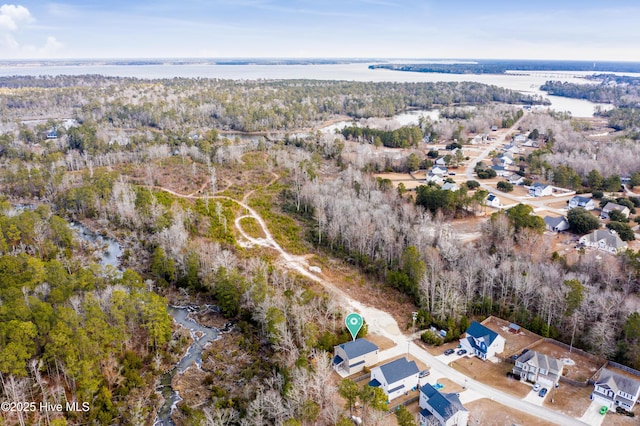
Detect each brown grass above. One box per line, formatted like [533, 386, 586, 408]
[366, 333, 396, 351]
[482, 316, 542, 356]
[543, 382, 592, 418]
[450, 357, 531, 398]
[466, 398, 557, 426]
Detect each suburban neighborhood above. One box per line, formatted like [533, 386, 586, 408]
[334, 315, 640, 425]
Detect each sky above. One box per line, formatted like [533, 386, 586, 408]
[1, 0, 640, 61]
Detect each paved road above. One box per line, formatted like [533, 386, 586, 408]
[153, 177, 590, 426]
[463, 117, 576, 215]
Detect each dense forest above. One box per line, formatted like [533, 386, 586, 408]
[1, 74, 640, 425]
[0, 76, 544, 133]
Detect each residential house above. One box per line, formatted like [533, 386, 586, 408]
[591, 368, 640, 411]
[513, 350, 563, 388]
[459, 321, 505, 360]
[419, 384, 469, 426]
[435, 157, 447, 167]
[522, 139, 538, 148]
[513, 134, 527, 144]
[490, 125, 499, 131]
[441, 182, 459, 192]
[508, 174, 524, 186]
[46, 128, 58, 139]
[568, 196, 596, 211]
[579, 229, 628, 254]
[369, 357, 420, 401]
[601, 202, 631, 220]
[431, 166, 448, 176]
[497, 153, 514, 166]
[528, 183, 553, 197]
[491, 165, 510, 177]
[544, 216, 570, 232]
[486, 193, 500, 208]
[333, 338, 379, 375]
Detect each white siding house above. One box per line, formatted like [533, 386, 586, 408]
[591, 368, 640, 411]
[513, 351, 563, 388]
[369, 357, 419, 401]
[568, 196, 596, 211]
[579, 230, 628, 254]
[544, 216, 569, 232]
[419, 384, 469, 426]
[333, 338, 379, 375]
[459, 322, 505, 360]
[486, 193, 500, 208]
[528, 183, 553, 197]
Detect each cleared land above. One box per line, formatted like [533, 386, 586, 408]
[466, 398, 556, 426]
[450, 356, 531, 398]
[543, 382, 592, 418]
[482, 316, 542, 356]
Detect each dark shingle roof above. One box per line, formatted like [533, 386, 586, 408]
[378, 357, 419, 384]
[420, 384, 467, 420]
[466, 321, 499, 346]
[338, 338, 378, 359]
[544, 216, 568, 229]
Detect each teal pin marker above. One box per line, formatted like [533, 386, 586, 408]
[345, 313, 363, 341]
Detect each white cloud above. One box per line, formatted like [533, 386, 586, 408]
[0, 4, 34, 31]
[40, 35, 63, 54]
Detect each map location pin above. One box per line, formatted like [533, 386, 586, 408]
[345, 313, 363, 341]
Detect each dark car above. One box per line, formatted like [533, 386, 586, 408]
[444, 349, 455, 355]
[457, 349, 467, 356]
[538, 388, 548, 397]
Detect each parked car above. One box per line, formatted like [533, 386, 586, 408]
[419, 370, 431, 378]
[538, 388, 548, 398]
[532, 384, 541, 392]
[599, 406, 608, 415]
[444, 349, 455, 355]
[457, 349, 467, 356]
[615, 406, 634, 417]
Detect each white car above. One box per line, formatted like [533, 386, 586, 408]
[533, 383, 541, 392]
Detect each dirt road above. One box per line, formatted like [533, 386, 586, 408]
[150, 179, 590, 425]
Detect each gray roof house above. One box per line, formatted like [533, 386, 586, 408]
[568, 196, 596, 211]
[591, 368, 640, 411]
[579, 229, 628, 254]
[529, 182, 553, 197]
[513, 350, 563, 388]
[441, 182, 459, 192]
[419, 384, 469, 426]
[333, 338, 379, 376]
[509, 174, 525, 185]
[369, 357, 420, 401]
[601, 202, 631, 220]
[544, 216, 569, 232]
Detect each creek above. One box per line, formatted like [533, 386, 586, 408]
[69, 221, 219, 425]
[154, 306, 219, 426]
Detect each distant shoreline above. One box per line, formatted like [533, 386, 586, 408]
[2, 58, 640, 73]
[369, 60, 640, 75]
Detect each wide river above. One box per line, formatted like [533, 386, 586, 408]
[0, 62, 620, 117]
